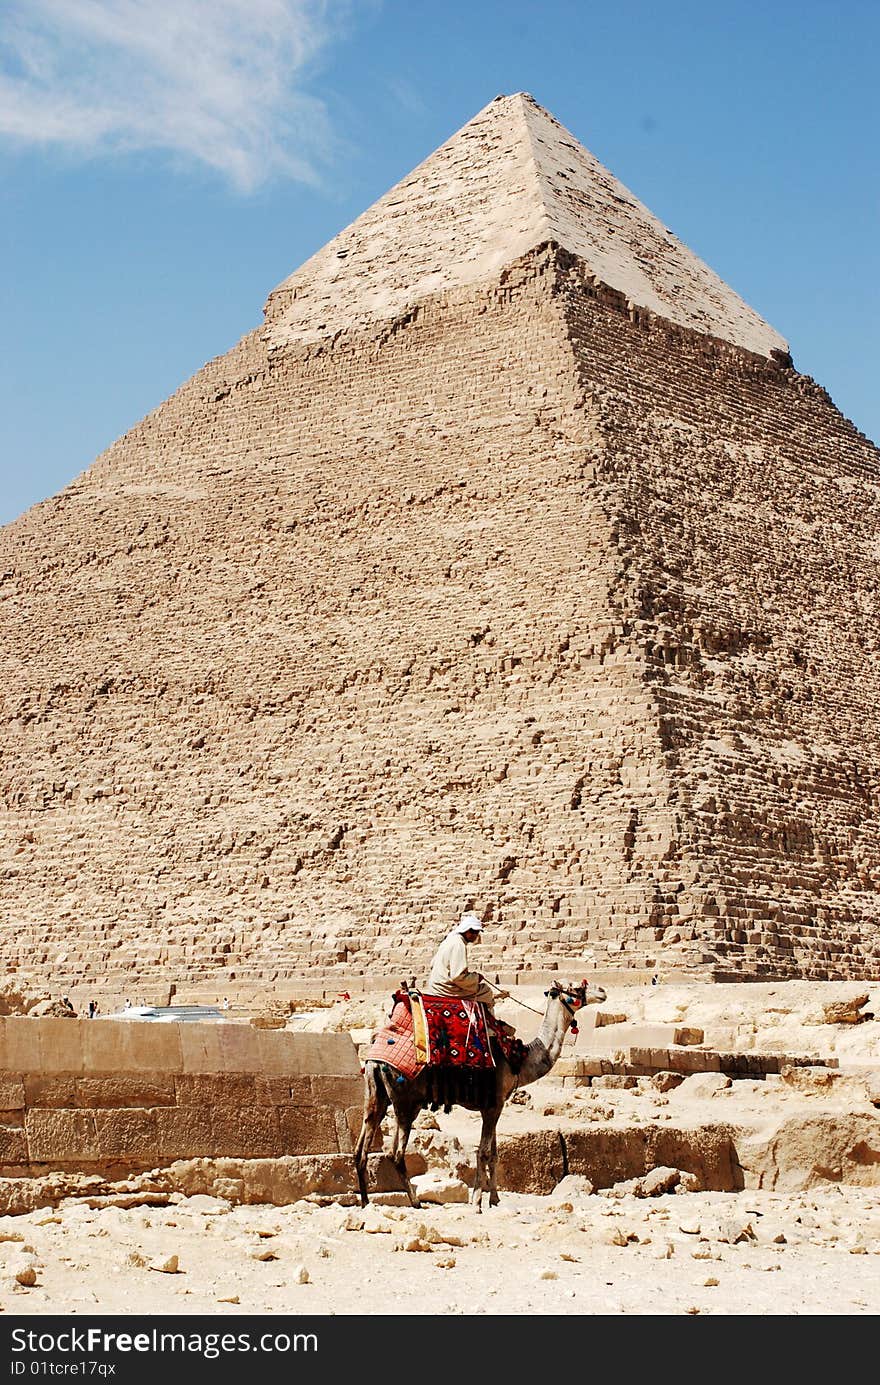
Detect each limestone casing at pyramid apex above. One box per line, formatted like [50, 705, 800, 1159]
[263, 91, 788, 361]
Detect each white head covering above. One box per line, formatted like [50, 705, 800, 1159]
[457, 912, 483, 934]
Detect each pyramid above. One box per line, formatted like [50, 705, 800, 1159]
[2, 94, 879, 1001]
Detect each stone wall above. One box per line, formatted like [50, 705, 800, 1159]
[0, 1019, 362, 1175]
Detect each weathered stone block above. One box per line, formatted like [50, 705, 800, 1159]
[81, 1021, 136, 1073]
[26, 1109, 98, 1161]
[627, 1046, 672, 1071]
[180, 1025, 224, 1074]
[575, 1057, 606, 1077]
[277, 1105, 341, 1155]
[643, 1123, 742, 1191]
[38, 1019, 88, 1074]
[720, 1054, 752, 1075]
[212, 1105, 281, 1158]
[497, 1131, 566, 1194]
[24, 1075, 77, 1108]
[309, 1075, 363, 1108]
[0, 1019, 43, 1074]
[564, 1125, 650, 1189]
[0, 1077, 25, 1110]
[651, 1071, 685, 1092]
[156, 1107, 215, 1159]
[822, 995, 870, 1025]
[255, 1076, 297, 1106]
[254, 1029, 302, 1076]
[668, 1048, 720, 1073]
[77, 1076, 176, 1108]
[174, 1074, 258, 1107]
[217, 1025, 262, 1073]
[0, 1124, 28, 1164]
[285, 1034, 361, 1077]
[94, 1109, 158, 1159]
[125, 1024, 183, 1074]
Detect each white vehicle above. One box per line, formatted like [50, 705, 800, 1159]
[104, 1004, 229, 1022]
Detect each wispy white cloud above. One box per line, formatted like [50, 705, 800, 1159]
[388, 76, 426, 118]
[0, 0, 352, 190]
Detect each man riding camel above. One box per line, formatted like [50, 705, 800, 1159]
[426, 912, 510, 1014]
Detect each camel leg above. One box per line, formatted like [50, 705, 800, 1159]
[389, 1099, 422, 1208]
[354, 1065, 390, 1207]
[473, 1109, 500, 1212]
[488, 1127, 500, 1206]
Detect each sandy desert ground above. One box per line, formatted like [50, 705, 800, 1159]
[2, 978, 879, 1319]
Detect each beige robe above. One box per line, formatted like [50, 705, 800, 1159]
[426, 931, 495, 1004]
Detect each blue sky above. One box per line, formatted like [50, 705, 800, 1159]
[1, 0, 877, 527]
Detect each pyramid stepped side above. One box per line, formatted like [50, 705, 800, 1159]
[264, 93, 787, 361]
[0, 257, 682, 997]
[3, 246, 878, 994]
[555, 250, 880, 976]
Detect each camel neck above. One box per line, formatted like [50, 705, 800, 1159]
[521, 1000, 569, 1082]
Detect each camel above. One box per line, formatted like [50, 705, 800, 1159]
[354, 978, 606, 1210]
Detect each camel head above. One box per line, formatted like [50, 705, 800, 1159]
[547, 978, 607, 1010]
[545, 979, 606, 1034]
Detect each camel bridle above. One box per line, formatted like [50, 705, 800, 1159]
[545, 981, 587, 1014]
[545, 981, 591, 1035]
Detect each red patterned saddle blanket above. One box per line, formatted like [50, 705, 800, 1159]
[366, 991, 520, 1080]
[419, 993, 495, 1068]
[365, 998, 422, 1079]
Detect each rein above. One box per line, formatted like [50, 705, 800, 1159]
[486, 979, 543, 1016]
[487, 978, 581, 1018]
